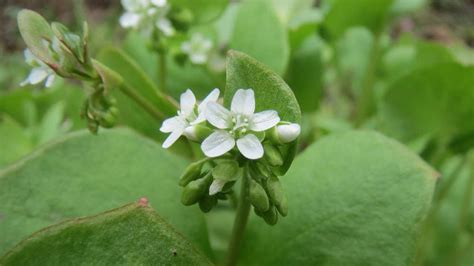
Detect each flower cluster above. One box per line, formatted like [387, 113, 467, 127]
[120, 0, 174, 37]
[180, 33, 213, 65]
[160, 88, 300, 224]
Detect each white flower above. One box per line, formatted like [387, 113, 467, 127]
[276, 123, 301, 143]
[181, 33, 213, 65]
[202, 89, 280, 160]
[160, 88, 220, 148]
[21, 49, 56, 88]
[120, 0, 174, 36]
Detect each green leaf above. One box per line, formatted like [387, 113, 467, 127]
[17, 9, 55, 66]
[225, 50, 301, 174]
[36, 102, 65, 145]
[0, 202, 212, 265]
[379, 63, 474, 147]
[230, 0, 290, 75]
[171, 0, 228, 24]
[0, 116, 33, 168]
[271, 0, 315, 24]
[239, 131, 437, 265]
[0, 129, 211, 256]
[322, 0, 394, 40]
[286, 36, 323, 112]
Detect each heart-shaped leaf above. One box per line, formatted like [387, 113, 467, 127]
[225, 50, 301, 174]
[239, 131, 437, 265]
[0, 129, 211, 256]
[0, 202, 212, 265]
[230, 0, 289, 75]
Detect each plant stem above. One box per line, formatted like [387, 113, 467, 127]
[225, 167, 251, 266]
[118, 84, 164, 122]
[159, 53, 167, 93]
[355, 32, 382, 126]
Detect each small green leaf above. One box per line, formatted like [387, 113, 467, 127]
[322, 0, 394, 40]
[0, 129, 211, 256]
[239, 131, 437, 265]
[379, 63, 474, 150]
[230, 0, 289, 74]
[225, 50, 301, 174]
[0, 202, 212, 265]
[17, 9, 55, 66]
[170, 0, 228, 24]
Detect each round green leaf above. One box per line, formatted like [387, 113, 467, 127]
[225, 50, 301, 174]
[229, 0, 289, 75]
[239, 131, 437, 265]
[0, 203, 212, 265]
[0, 129, 211, 256]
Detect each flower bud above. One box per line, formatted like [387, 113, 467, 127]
[265, 176, 288, 216]
[199, 194, 217, 213]
[181, 173, 212, 206]
[276, 123, 301, 143]
[262, 205, 278, 225]
[212, 160, 241, 182]
[263, 144, 283, 167]
[183, 125, 212, 142]
[249, 180, 270, 212]
[209, 179, 226, 195]
[179, 159, 206, 187]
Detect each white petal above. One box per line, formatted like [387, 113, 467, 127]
[198, 88, 220, 112]
[27, 68, 49, 84]
[231, 89, 255, 115]
[249, 110, 280, 132]
[201, 130, 235, 157]
[236, 134, 264, 160]
[205, 102, 232, 129]
[45, 74, 55, 88]
[180, 89, 196, 115]
[120, 12, 141, 28]
[162, 127, 185, 148]
[190, 53, 207, 64]
[24, 49, 37, 66]
[277, 123, 301, 143]
[160, 116, 185, 133]
[183, 125, 198, 141]
[209, 179, 227, 195]
[151, 0, 167, 7]
[156, 18, 174, 36]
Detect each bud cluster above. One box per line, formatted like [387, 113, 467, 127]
[81, 84, 119, 134]
[161, 88, 300, 225]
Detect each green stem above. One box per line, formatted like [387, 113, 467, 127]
[225, 167, 251, 266]
[159, 53, 167, 93]
[118, 84, 164, 121]
[355, 32, 382, 126]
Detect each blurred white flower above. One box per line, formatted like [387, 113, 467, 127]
[21, 49, 57, 88]
[160, 88, 220, 148]
[181, 33, 213, 65]
[120, 0, 174, 36]
[202, 89, 280, 159]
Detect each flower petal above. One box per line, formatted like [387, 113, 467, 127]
[249, 110, 280, 132]
[209, 179, 227, 195]
[160, 116, 185, 133]
[236, 134, 264, 160]
[119, 12, 141, 28]
[28, 68, 49, 84]
[156, 18, 175, 36]
[162, 127, 185, 148]
[192, 88, 220, 125]
[45, 74, 55, 88]
[151, 0, 167, 7]
[205, 102, 232, 129]
[180, 89, 196, 115]
[190, 53, 207, 65]
[231, 89, 255, 115]
[201, 130, 235, 157]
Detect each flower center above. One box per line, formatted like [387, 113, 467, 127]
[229, 114, 249, 137]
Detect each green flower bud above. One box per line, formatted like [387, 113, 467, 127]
[249, 180, 270, 212]
[263, 143, 283, 167]
[212, 160, 241, 182]
[199, 195, 217, 213]
[183, 125, 212, 142]
[265, 175, 288, 216]
[178, 159, 207, 187]
[181, 172, 212, 206]
[262, 205, 279, 225]
[99, 111, 116, 128]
